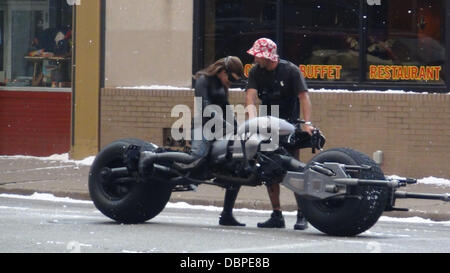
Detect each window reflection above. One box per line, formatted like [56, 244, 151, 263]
[283, 0, 360, 82]
[200, 0, 446, 86]
[204, 0, 276, 69]
[0, 0, 72, 88]
[366, 0, 445, 83]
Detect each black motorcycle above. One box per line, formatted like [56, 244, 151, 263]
[88, 116, 449, 236]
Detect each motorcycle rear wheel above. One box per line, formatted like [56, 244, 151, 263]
[299, 147, 389, 236]
[88, 138, 172, 224]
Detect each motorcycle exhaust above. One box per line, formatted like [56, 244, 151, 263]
[278, 155, 306, 172]
[138, 151, 201, 175]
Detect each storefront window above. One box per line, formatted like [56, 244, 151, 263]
[199, 0, 447, 90]
[0, 0, 72, 88]
[366, 0, 446, 84]
[283, 0, 360, 82]
[203, 0, 276, 74]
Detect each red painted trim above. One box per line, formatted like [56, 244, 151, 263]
[0, 91, 71, 156]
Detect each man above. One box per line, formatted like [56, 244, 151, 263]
[245, 38, 313, 230]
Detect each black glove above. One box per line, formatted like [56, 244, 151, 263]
[283, 129, 326, 152]
[310, 129, 326, 153]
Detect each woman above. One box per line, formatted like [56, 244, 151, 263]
[192, 56, 245, 226]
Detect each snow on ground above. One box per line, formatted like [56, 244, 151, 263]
[1, 192, 450, 225]
[418, 177, 450, 187]
[308, 88, 449, 94]
[387, 175, 450, 188]
[0, 153, 95, 166]
[117, 85, 191, 90]
[378, 216, 450, 225]
[1, 153, 449, 187]
[0, 192, 92, 204]
[116, 86, 450, 94]
[1, 153, 449, 224]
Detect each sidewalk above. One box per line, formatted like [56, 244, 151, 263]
[1, 155, 450, 221]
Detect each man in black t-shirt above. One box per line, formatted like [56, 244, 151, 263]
[245, 38, 313, 230]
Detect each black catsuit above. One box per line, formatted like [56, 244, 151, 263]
[191, 75, 241, 220]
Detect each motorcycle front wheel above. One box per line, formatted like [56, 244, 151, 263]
[299, 147, 389, 236]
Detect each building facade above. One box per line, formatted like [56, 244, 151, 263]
[1, 0, 449, 178]
[0, 0, 73, 156]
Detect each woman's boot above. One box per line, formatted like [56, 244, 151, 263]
[219, 186, 245, 226]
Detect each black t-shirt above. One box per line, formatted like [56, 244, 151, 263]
[246, 59, 308, 122]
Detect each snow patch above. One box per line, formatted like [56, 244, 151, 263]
[0, 193, 309, 216]
[1, 192, 450, 225]
[0, 153, 95, 166]
[117, 85, 191, 90]
[2, 153, 449, 188]
[417, 176, 450, 187]
[166, 201, 284, 215]
[379, 216, 450, 225]
[114, 85, 449, 95]
[308, 88, 433, 94]
[0, 193, 92, 204]
[387, 175, 450, 187]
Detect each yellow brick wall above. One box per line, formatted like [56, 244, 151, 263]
[101, 88, 450, 178]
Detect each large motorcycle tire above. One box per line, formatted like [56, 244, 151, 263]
[299, 147, 389, 236]
[88, 138, 172, 224]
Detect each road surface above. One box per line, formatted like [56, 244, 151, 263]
[1, 193, 449, 253]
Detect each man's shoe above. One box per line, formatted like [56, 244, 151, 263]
[293, 211, 308, 230]
[257, 211, 285, 228]
[219, 212, 245, 227]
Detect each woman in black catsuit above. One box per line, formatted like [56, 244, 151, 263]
[192, 56, 245, 226]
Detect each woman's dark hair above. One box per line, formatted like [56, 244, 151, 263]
[193, 56, 244, 80]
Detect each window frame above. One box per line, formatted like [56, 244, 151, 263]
[0, 0, 73, 91]
[193, 0, 450, 93]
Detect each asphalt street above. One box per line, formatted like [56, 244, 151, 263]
[1, 155, 450, 222]
[1, 194, 450, 253]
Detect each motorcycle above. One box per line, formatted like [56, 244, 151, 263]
[88, 116, 449, 236]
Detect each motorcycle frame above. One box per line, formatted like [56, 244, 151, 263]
[104, 117, 449, 211]
[105, 148, 449, 214]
